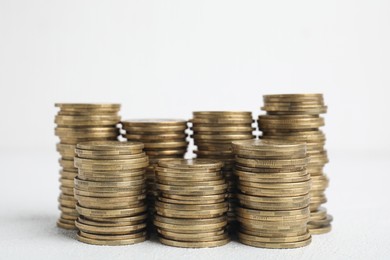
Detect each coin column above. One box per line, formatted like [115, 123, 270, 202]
[73, 141, 149, 246]
[154, 159, 230, 248]
[232, 140, 312, 249]
[121, 120, 189, 231]
[189, 112, 255, 229]
[54, 103, 121, 229]
[259, 94, 332, 234]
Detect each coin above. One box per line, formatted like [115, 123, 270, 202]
[239, 234, 311, 248]
[76, 141, 144, 151]
[158, 237, 230, 248]
[76, 232, 146, 246]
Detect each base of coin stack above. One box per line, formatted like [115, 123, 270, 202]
[154, 159, 230, 248]
[232, 140, 312, 249]
[54, 103, 121, 229]
[190, 112, 256, 230]
[121, 119, 189, 232]
[73, 141, 149, 245]
[259, 94, 332, 234]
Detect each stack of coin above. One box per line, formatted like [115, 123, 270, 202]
[54, 103, 121, 229]
[232, 139, 312, 249]
[190, 111, 255, 227]
[154, 159, 230, 248]
[73, 141, 149, 245]
[121, 119, 189, 230]
[259, 94, 332, 234]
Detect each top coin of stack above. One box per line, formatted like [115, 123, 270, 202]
[259, 94, 332, 234]
[74, 141, 149, 246]
[54, 103, 121, 229]
[190, 111, 256, 227]
[154, 159, 230, 248]
[121, 119, 189, 230]
[232, 139, 312, 249]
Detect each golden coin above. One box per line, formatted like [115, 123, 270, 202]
[76, 232, 146, 245]
[75, 161, 149, 171]
[123, 125, 187, 132]
[192, 134, 254, 140]
[156, 182, 228, 192]
[239, 180, 311, 189]
[161, 193, 227, 201]
[75, 194, 146, 204]
[75, 219, 146, 234]
[235, 172, 310, 184]
[154, 219, 227, 232]
[76, 204, 147, 218]
[144, 150, 187, 157]
[237, 207, 309, 217]
[156, 174, 222, 182]
[159, 236, 229, 248]
[308, 224, 331, 235]
[263, 93, 323, 101]
[154, 215, 226, 225]
[155, 201, 228, 211]
[235, 156, 309, 168]
[310, 207, 327, 221]
[122, 119, 187, 126]
[74, 177, 145, 188]
[239, 231, 310, 243]
[74, 188, 146, 198]
[60, 170, 77, 180]
[84, 214, 148, 224]
[79, 230, 146, 240]
[238, 232, 311, 248]
[56, 220, 76, 230]
[158, 158, 223, 169]
[55, 119, 120, 127]
[237, 193, 310, 203]
[192, 126, 255, 132]
[155, 206, 227, 218]
[235, 164, 305, 174]
[156, 178, 225, 186]
[238, 184, 309, 197]
[55, 103, 120, 109]
[237, 210, 308, 222]
[158, 229, 226, 240]
[60, 186, 75, 196]
[76, 141, 144, 151]
[232, 139, 306, 152]
[238, 199, 310, 211]
[191, 117, 253, 124]
[74, 184, 146, 193]
[142, 141, 188, 149]
[193, 111, 252, 116]
[125, 133, 187, 141]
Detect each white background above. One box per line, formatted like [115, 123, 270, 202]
[0, 0, 389, 259]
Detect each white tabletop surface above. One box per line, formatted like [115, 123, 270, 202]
[1, 150, 389, 260]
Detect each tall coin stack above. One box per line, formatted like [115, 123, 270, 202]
[73, 141, 149, 245]
[154, 159, 230, 248]
[190, 112, 255, 227]
[121, 120, 189, 230]
[54, 103, 121, 229]
[232, 139, 312, 249]
[259, 94, 332, 234]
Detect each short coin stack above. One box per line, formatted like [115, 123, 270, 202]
[190, 111, 255, 228]
[121, 119, 189, 229]
[232, 139, 312, 249]
[259, 94, 332, 234]
[73, 141, 149, 246]
[154, 159, 230, 248]
[54, 103, 121, 229]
